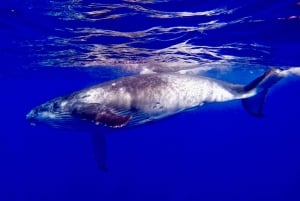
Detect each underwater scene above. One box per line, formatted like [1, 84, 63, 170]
[1, 0, 300, 200]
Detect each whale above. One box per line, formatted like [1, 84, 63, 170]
[26, 68, 293, 170]
[26, 69, 285, 128]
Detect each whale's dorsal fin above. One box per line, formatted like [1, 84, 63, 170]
[72, 104, 131, 128]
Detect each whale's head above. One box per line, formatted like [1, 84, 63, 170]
[26, 97, 74, 128]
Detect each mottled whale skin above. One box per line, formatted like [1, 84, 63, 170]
[26, 69, 284, 129]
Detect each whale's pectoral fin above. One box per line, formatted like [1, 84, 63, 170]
[92, 132, 108, 172]
[73, 103, 131, 128]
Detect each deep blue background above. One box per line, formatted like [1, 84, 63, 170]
[1, 0, 300, 201]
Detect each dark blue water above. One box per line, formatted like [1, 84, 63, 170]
[1, 0, 300, 201]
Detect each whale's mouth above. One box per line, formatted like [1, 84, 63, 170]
[26, 110, 38, 126]
[26, 108, 77, 129]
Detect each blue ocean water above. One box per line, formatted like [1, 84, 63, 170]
[1, 0, 300, 200]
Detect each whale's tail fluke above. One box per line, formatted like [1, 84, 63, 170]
[241, 67, 300, 116]
[241, 68, 285, 116]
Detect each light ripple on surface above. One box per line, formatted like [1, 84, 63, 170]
[6, 0, 299, 75]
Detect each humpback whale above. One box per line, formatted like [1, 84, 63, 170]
[26, 68, 295, 170]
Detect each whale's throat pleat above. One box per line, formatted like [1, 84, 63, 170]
[72, 103, 131, 128]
